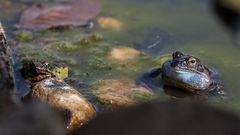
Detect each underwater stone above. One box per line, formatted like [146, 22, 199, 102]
[97, 17, 123, 31]
[91, 79, 153, 108]
[108, 47, 141, 62]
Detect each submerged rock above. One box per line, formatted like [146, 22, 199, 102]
[97, 17, 123, 31]
[108, 47, 141, 62]
[18, 0, 102, 30]
[91, 79, 154, 108]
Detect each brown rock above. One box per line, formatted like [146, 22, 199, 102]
[31, 78, 96, 131]
[108, 47, 141, 62]
[97, 17, 123, 31]
[92, 79, 153, 108]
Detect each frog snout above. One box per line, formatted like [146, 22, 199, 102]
[170, 62, 178, 68]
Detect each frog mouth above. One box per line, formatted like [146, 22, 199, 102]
[173, 66, 199, 73]
[171, 66, 211, 87]
[172, 66, 210, 79]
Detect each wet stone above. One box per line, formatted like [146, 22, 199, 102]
[91, 79, 154, 108]
[108, 47, 141, 62]
[97, 17, 123, 31]
[30, 78, 96, 131]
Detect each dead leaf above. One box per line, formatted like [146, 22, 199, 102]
[18, 0, 101, 30]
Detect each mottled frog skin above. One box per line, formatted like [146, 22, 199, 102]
[139, 51, 225, 97]
[21, 61, 54, 84]
[162, 51, 212, 92]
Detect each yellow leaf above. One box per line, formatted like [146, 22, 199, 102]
[155, 55, 172, 66]
[52, 67, 69, 80]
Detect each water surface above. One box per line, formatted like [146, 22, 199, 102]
[1, 0, 240, 113]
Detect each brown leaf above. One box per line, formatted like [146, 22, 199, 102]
[18, 0, 101, 30]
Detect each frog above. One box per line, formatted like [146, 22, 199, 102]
[138, 51, 226, 97]
[20, 60, 96, 131]
[21, 60, 54, 85]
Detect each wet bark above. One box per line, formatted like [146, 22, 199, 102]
[0, 22, 16, 110]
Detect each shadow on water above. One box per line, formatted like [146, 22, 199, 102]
[212, 0, 240, 46]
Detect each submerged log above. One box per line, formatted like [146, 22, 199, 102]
[0, 22, 16, 110]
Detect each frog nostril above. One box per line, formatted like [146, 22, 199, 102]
[197, 65, 204, 72]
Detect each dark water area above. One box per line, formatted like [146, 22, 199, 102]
[0, 0, 240, 113]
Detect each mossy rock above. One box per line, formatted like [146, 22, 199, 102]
[91, 79, 154, 108]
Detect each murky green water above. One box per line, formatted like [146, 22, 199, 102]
[1, 0, 240, 113]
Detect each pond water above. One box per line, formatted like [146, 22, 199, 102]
[1, 0, 240, 113]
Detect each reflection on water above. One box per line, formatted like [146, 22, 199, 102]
[0, 0, 240, 112]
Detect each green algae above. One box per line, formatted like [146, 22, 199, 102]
[18, 45, 77, 67]
[109, 55, 152, 71]
[127, 90, 155, 103]
[88, 56, 111, 70]
[74, 34, 102, 46]
[88, 34, 102, 42]
[77, 38, 91, 46]
[14, 30, 33, 42]
[19, 45, 56, 61]
[55, 41, 79, 53]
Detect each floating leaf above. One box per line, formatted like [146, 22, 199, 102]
[155, 54, 172, 66]
[52, 67, 69, 80]
[18, 0, 102, 30]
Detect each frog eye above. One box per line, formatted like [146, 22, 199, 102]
[172, 51, 183, 59]
[187, 57, 196, 66]
[43, 62, 49, 68]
